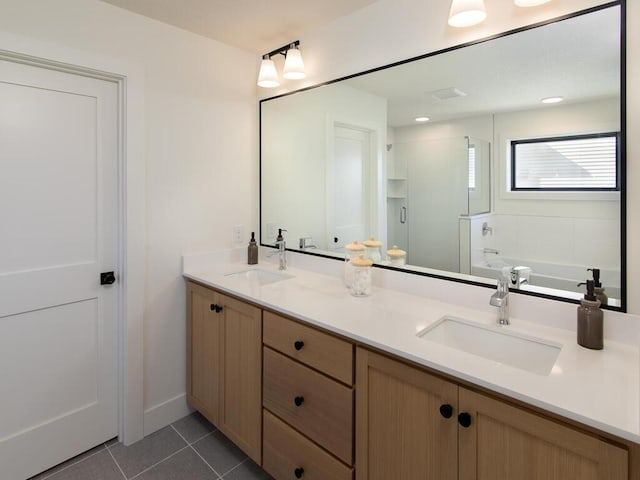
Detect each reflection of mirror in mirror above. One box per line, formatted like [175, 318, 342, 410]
[261, 4, 623, 308]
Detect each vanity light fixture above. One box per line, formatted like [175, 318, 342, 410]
[541, 96, 564, 104]
[415, 116, 430, 122]
[448, 0, 487, 28]
[515, 0, 552, 6]
[257, 40, 305, 88]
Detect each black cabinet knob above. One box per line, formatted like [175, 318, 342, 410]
[458, 412, 472, 428]
[216, 305, 223, 313]
[439, 404, 453, 419]
[294, 467, 304, 478]
[294, 340, 304, 351]
[210, 304, 223, 313]
[294, 396, 304, 407]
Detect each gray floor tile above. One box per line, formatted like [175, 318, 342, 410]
[192, 430, 247, 476]
[108, 426, 186, 478]
[105, 437, 119, 447]
[32, 449, 123, 480]
[171, 411, 215, 444]
[29, 444, 107, 480]
[135, 447, 217, 480]
[221, 460, 273, 480]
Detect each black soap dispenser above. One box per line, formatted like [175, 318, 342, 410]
[577, 279, 603, 350]
[588, 268, 608, 306]
[248, 232, 258, 265]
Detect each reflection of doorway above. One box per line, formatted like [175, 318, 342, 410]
[327, 124, 374, 251]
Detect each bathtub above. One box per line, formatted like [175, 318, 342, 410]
[471, 257, 621, 300]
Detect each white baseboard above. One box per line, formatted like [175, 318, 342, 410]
[143, 393, 194, 436]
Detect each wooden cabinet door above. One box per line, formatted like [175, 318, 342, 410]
[187, 282, 221, 424]
[355, 347, 458, 480]
[458, 387, 628, 480]
[219, 293, 263, 464]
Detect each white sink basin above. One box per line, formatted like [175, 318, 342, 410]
[417, 316, 562, 375]
[224, 268, 294, 286]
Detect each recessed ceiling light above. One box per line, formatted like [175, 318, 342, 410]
[541, 96, 564, 104]
[415, 116, 430, 122]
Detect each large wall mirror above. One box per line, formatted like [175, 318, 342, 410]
[261, 3, 625, 310]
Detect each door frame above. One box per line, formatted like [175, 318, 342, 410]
[0, 40, 145, 445]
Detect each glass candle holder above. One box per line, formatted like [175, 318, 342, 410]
[351, 255, 373, 297]
[363, 237, 382, 262]
[386, 245, 407, 267]
[344, 240, 366, 288]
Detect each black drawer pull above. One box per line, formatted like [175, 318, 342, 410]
[458, 412, 472, 428]
[294, 396, 304, 407]
[294, 467, 304, 478]
[439, 404, 453, 419]
[294, 340, 304, 351]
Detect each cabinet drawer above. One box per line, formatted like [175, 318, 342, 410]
[263, 311, 353, 385]
[263, 410, 353, 480]
[263, 347, 354, 464]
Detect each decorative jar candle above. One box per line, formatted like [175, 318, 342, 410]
[386, 245, 407, 267]
[351, 255, 373, 297]
[363, 237, 382, 262]
[344, 240, 365, 288]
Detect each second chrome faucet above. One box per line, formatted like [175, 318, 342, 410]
[490, 270, 510, 325]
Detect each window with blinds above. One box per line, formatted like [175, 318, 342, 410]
[511, 133, 619, 191]
[468, 145, 476, 190]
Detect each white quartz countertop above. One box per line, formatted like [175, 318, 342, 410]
[183, 255, 640, 444]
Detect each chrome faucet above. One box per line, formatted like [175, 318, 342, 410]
[509, 267, 529, 288]
[267, 228, 287, 270]
[490, 271, 510, 325]
[299, 236, 317, 250]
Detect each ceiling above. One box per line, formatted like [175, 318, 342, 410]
[343, 6, 620, 126]
[100, 0, 379, 53]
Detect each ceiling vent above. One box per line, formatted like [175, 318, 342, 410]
[430, 87, 467, 100]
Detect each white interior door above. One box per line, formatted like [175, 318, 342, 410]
[328, 125, 371, 251]
[0, 58, 119, 480]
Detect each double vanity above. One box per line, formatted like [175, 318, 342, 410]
[183, 249, 639, 479]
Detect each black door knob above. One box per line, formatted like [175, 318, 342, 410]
[100, 271, 116, 285]
[439, 404, 453, 419]
[294, 467, 304, 478]
[458, 412, 472, 428]
[294, 396, 304, 407]
[294, 340, 304, 351]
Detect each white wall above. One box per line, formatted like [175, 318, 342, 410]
[263, 0, 639, 314]
[493, 97, 620, 219]
[261, 82, 387, 250]
[0, 0, 258, 435]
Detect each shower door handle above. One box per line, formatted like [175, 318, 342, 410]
[400, 206, 407, 224]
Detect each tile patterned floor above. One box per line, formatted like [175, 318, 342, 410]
[28, 412, 274, 480]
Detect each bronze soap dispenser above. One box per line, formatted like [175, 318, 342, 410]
[577, 279, 603, 350]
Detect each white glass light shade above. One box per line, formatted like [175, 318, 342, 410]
[283, 48, 306, 80]
[448, 0, 487, 27]
[257, 58, 279, 88]
[514, 0, 551, 6]
[541, 96, 564, 104]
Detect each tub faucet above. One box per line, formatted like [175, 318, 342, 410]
[490, 271, 510, 325]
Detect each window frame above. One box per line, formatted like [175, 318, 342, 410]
[510, 132, 620, 192]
